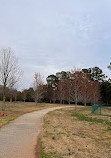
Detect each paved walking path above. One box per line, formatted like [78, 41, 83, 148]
[0, 106, 72, 158]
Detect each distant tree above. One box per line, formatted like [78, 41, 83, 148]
[91, 81, 101, 104]
[82, 67, 107, 82]
[65, 78, 72, 104]
[56, 71, 68, 80]
[46, 75, 58, 87]
[7, 88, 18, 102]
[57, 80, 65, 104]
[100, 79, 111, 104]
[26, 88, 34, 102]
[0, 48, 22, 111]
[46, 75, 59, 103]
[70, 69, 82, 110]
[52, 86, 57, 103]
[80, 73, 92, 106]
[41, 85, 50, 103]
[45, 85, 53, 103]
[17, 91, 23, 101]
[0, 86, 3, 100]
[13, 89, 18, 102]
[107, 63, 111, 71]
[22, 89, 28, 102]
[8, 88, 14, 102]
[33, 73, 44, 105]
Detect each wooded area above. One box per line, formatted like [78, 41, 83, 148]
[0, 66, 111, 106]
[0, 48, 111, 110]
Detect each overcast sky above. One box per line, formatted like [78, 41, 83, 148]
[0, 0, 111, 90]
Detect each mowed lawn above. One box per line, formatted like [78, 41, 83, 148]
[0, 101, 61, 128]
[40, 106, 111, 158]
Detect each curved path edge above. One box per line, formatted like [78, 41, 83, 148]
[0, 106, 72, 158]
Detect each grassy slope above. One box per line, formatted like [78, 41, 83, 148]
[40, 106, 111, 158]
[0, 101, 61, 128]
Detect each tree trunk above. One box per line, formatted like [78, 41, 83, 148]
[84, 102, 86, 107]
[2, 95, 6, 111]
[75, 92, 78, 106]
[84, 97, 86, 107]
[68, 97, 70, 104]
[35, 98, 38, 106]
[2, 84, 6, 111]
[75, 99, 77, 111]
[10, 97, 12, 102]
[15, 97, 17, 102]
[75, 100, 77, 105]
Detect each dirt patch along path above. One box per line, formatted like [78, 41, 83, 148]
[0, 106, 71, 158]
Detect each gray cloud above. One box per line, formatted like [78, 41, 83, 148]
[0, 0, 111, 89]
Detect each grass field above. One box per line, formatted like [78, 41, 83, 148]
[0, 101, 61, 128]
[40, 106, 111, 158]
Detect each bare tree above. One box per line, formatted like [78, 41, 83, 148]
[80, 73, 92, 106]
[9, 88, 14, 102]
[52, 86, 57, 104]
[33, 72, 44, 105]
[91, 81, 101, 104]
[0, 47, 22, 111]
[70, 69, 82, 110]
[22, 89, 28, 102]
[57, 80, 64, 104]
[13, 89, 18, 102]
[65, 78, 72, 104]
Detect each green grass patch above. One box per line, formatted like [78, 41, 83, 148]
[71, 112, 111, 126]
[40, 147, 51, 158]
[40, 143, 59, 158]
[56, 132, 65, 135]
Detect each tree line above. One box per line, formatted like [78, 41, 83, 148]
[2, 66, 111, 106]
[45, 67, 109, 106]
[0, 47, 111, 112]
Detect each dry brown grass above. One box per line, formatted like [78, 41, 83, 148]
[41, 107, 111, 158]
[0, 101, 61, 128]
